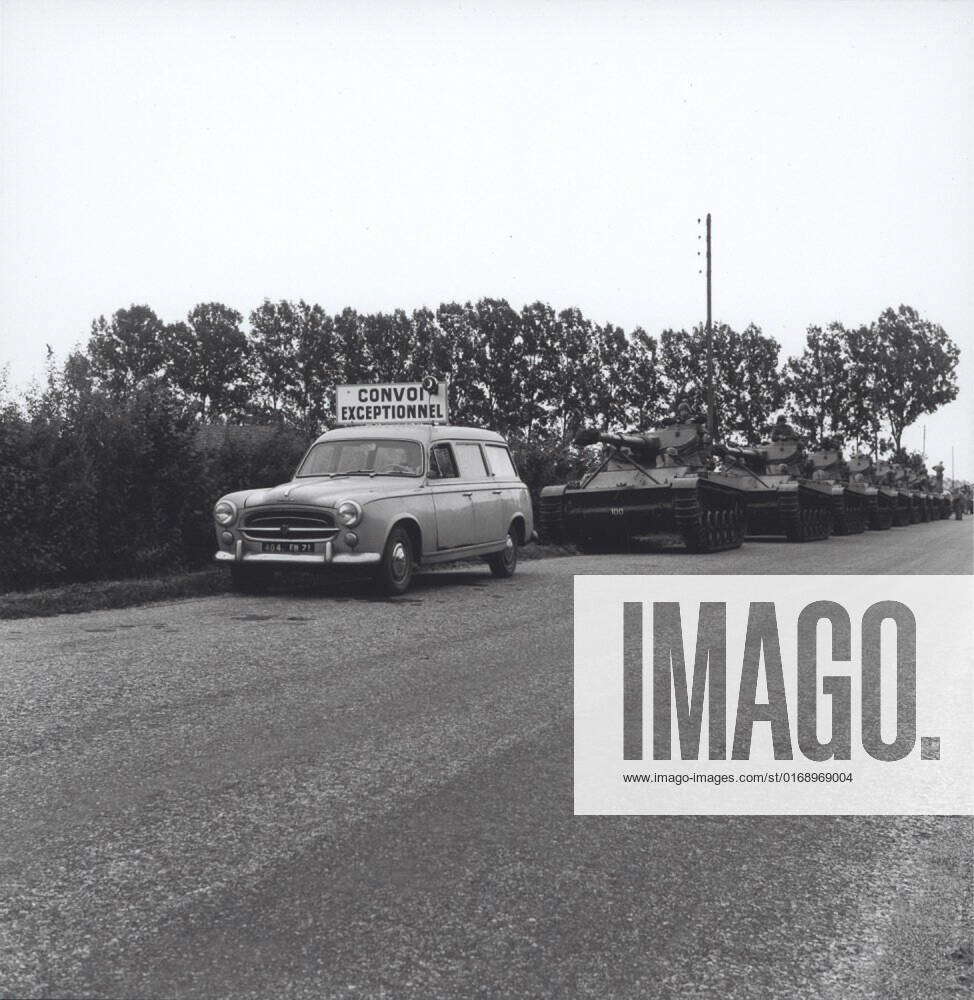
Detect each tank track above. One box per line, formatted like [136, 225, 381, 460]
[831, 494, 866, 535]
[673, 484, 745, 553]
[537, 492, 566, 545]
[893, 494, 912, 527]
[780, 491, 832, 542]
[870, 493, 893, 531]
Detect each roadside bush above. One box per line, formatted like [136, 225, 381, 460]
[508, 435, 589, 515]
[186, 424, 309, 563]
[0, 378, 315, 593]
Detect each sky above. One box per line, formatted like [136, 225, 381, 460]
[2, 0, 972, 475]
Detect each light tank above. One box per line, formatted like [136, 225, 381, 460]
[538, 417, 747, 553]
[807, 443, 876, 534]
[717, 422, 840, 541]
[878, 462, 915, 526]
[905, 467, 935, 523]
[847, 453, 896, 530]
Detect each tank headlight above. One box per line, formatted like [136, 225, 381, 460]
[214, 499, 237, 526]
[336, 499, 362, 527]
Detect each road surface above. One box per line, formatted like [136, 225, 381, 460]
[2, 520, 972, 998]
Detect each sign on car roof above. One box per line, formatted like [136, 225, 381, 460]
[335, 380, 450, 425]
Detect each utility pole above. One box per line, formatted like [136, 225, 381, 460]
[705, 213, 715, 440]
[922, 424, 926, 458]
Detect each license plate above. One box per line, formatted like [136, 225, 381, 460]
[261, 542, 315, 554]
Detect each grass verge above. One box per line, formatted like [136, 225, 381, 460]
[0, 543, 578, 621]
[0, 569, 231, 621]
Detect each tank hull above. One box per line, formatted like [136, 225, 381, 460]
[735, 478, 838, 541]
[539, 474, 746, 553]
[909, 492, 933, 523]
[871, 487, 897, 530]
[831, 483, 876, 535]
[894, 490, 914, 527]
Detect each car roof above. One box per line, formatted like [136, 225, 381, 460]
[312, 424, 508, 446]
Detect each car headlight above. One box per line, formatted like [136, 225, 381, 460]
[336, 499, 362, 527]
[214, 499, 237, 526]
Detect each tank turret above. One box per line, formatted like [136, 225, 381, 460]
[716, 416, 837, 542]
[806, 444, 876, 534]
[538, 417, 747, 554]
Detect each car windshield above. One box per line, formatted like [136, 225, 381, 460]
[296, 439, 424, 478]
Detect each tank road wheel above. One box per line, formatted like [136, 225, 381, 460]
[487, 527, 519, 579]
[783, 503, 804, 543]
[831, 498, 848, 535]
[707, 510, 720, 551]
[578, 537, 611, 555]
[538, 492, 566, 545]
[374, 526, 415, 596]
[732, 504, 745, 546]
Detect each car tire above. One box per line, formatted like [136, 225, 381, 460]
[375, 526, 415, 596]
[487, 527, 518, 578]
[230, 565, 272, 594]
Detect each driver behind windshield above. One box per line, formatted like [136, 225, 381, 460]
[374, 445, 420, 475]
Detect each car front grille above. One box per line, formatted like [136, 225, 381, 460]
[242, 508, 339, 542]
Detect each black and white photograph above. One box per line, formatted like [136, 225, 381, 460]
[1, 1, 972, 997]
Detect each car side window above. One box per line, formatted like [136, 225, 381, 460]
[484, 444, 517, 478]
[454, 442, 489, 480]
[429, 443, 459, 480]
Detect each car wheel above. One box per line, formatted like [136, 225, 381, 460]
[487, 527, 518, 578]
[375, 526, 414, 596]
[230, 565, 272, 594]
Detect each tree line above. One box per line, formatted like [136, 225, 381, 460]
[0, 297, 959, 590]
[71, 298, 960, 449]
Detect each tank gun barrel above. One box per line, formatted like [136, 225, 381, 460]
[715, 443, 763, 462]
[573, 428, 663, 460]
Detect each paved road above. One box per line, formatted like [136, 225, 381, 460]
[2, 521, 972, 999]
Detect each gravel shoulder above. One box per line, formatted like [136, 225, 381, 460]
[1, 521, 971, 998]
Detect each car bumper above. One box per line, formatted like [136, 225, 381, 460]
[215, 540, 381, 566]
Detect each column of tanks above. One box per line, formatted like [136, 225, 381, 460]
[538, 407, 967, 552]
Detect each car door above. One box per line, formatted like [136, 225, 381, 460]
[428, 443, 478, 549]
[452, 441, 504, 543]
[483, 442, 521, 538]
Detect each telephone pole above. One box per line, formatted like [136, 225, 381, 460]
[705, 213, 715, 440]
